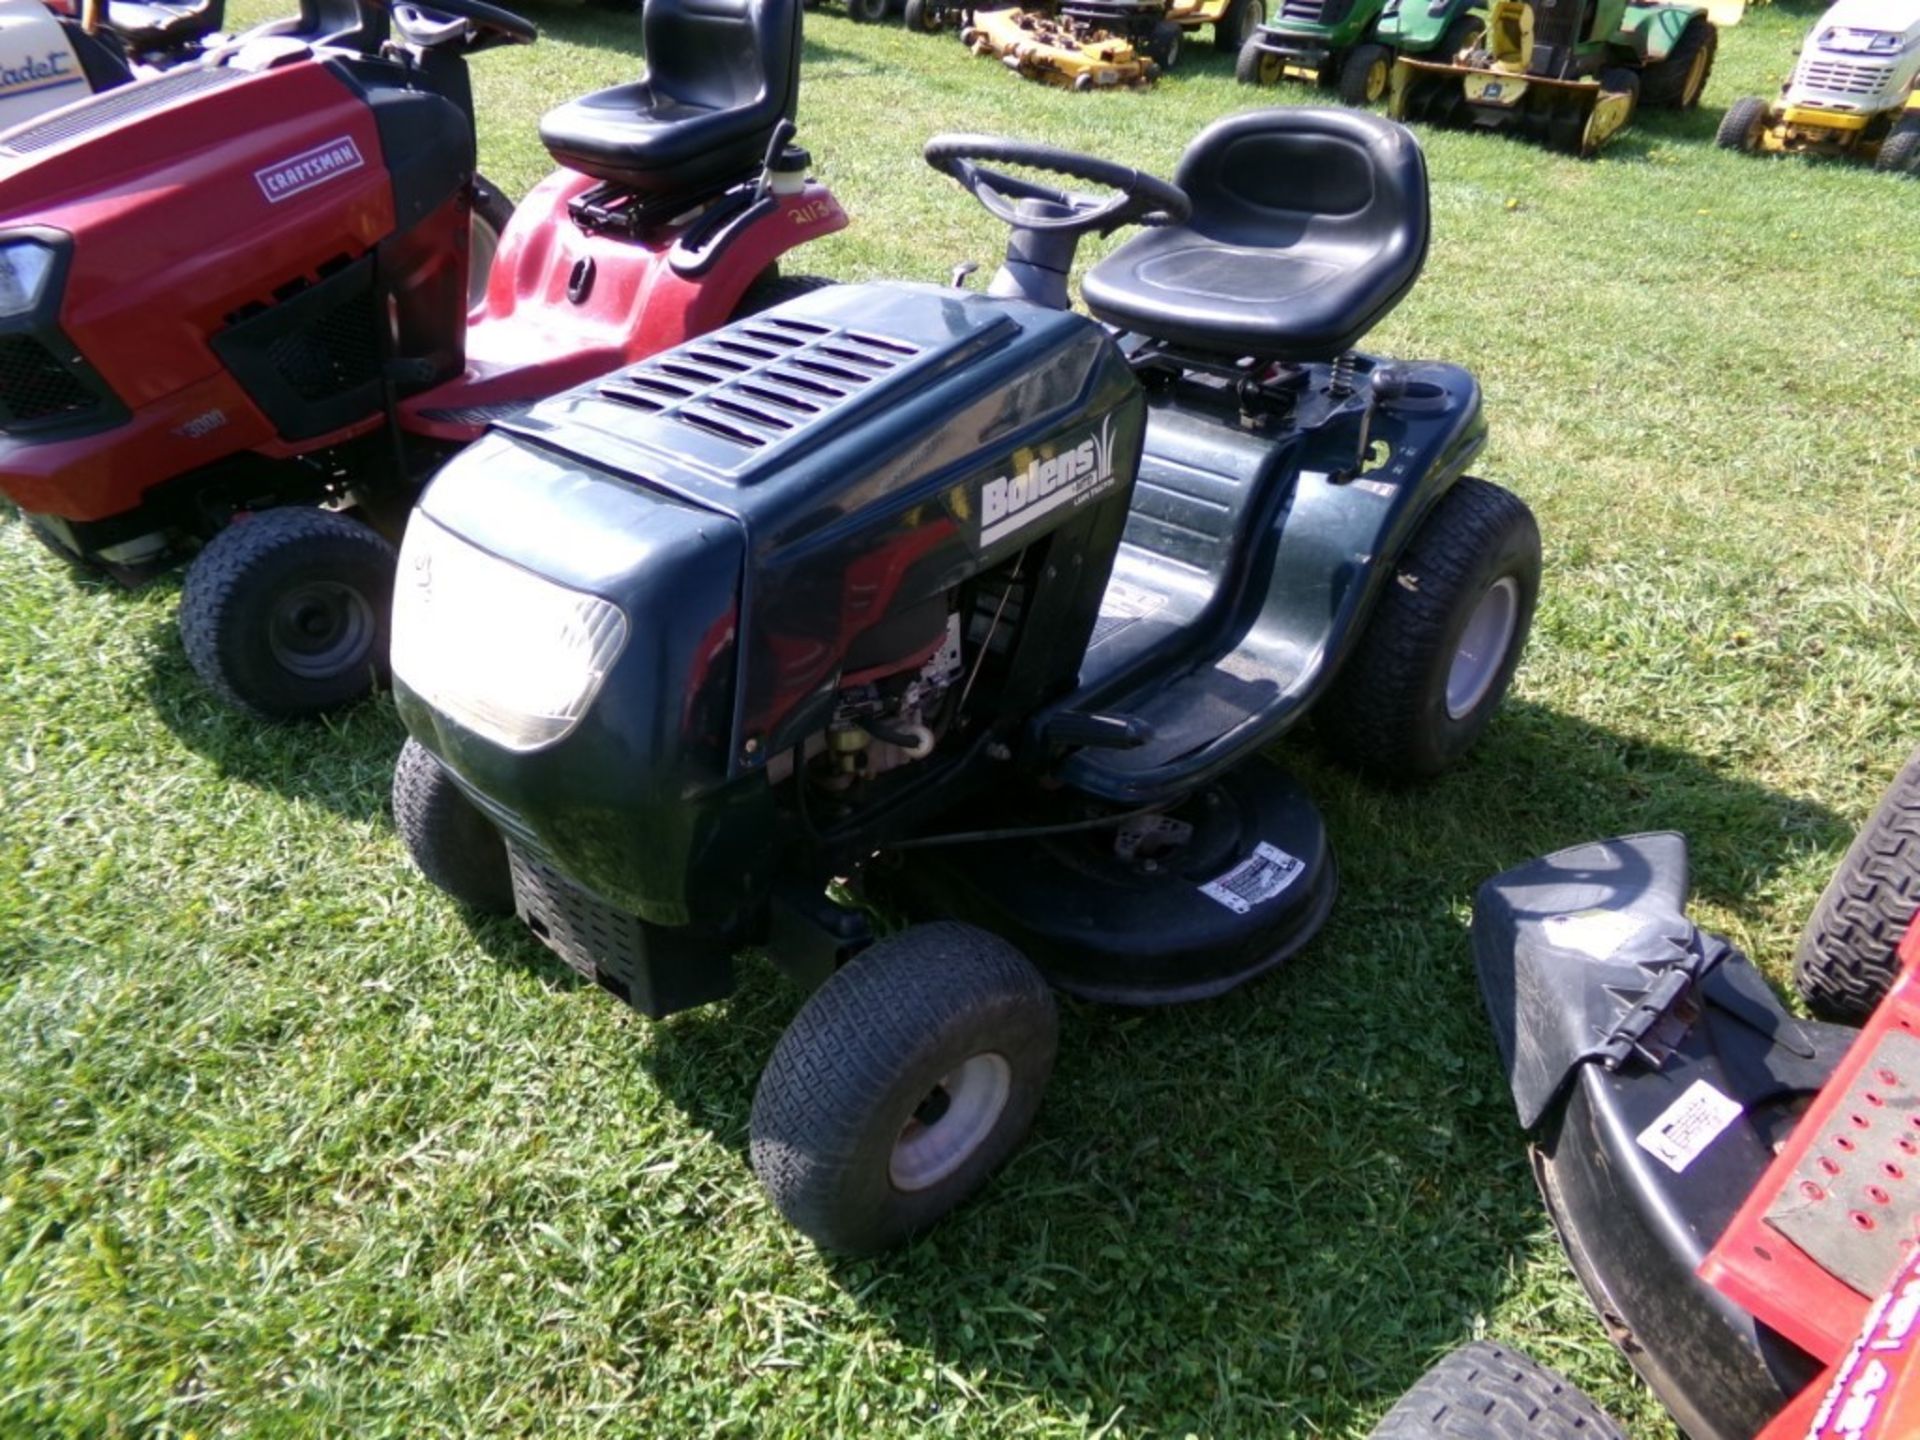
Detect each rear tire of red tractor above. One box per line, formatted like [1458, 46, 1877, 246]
[1794, 743, 1920, 1023]
[1716, 95, 1770, 152]
[1337, 42, 1393, 107]
[467, 172, 514, 312]
[1640, 12, 1715, 109]
[393, 737, 515, 916]
[1369, 1343, 1628, 1440]
[1312, 477, 1541, 784]
[1875, 118, 1920, 175]
[749, 922, 1058, 1254]
[731, 272, 837, 320]
[179, 507, 396, 721]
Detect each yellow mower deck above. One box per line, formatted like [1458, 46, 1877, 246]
[965, 7, 1158, 87]
[1390, 54, 1635, 155]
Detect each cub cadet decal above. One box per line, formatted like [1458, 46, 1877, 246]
[0, 51, 81, 100]
[255, 137, 366, 204]
[979, 415, 1119, 547]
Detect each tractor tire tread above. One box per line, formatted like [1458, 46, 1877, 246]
[178, 507, 396, 721]
[1716, 95, 1770, 151]
[1369, 1342, 1628, 1440]
[750, 923, 1056, 1253]
[1640, 12, 1715, 110]
[1876, 119, 1920, 174]
[392, 737, 515, 916]
[1312, 477, 1539, 783]
[1795, 743, 1920, 1020]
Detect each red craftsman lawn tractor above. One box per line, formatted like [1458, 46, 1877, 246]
[1, 0, 845, 719]
[1370, 743, 1920, 1440]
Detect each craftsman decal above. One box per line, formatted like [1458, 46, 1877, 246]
[979, 414, 1119, 547]
[255, 137, 365, 204]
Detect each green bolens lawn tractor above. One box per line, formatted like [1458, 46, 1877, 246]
[1389, 0, 1725, 154]
[1235, 0, 1489, 107]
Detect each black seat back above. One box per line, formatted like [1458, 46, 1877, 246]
[1174, 108, 1428, 302]
[647, 0, 799, 128]
[538, 0, 801, 194]
[1082, 109, 1428, 362]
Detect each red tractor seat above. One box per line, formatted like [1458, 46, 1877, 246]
[539, 0, 800, 196]
[1081, 109, 1430, 363]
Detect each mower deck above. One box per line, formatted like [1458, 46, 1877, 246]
[965, 6, 1159, 87]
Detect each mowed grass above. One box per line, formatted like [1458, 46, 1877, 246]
[3, 2, 1918, 1435]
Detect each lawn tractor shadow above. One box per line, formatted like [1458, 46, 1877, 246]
[629, 699, 1842, 1435]
[141, 614, 408, 824]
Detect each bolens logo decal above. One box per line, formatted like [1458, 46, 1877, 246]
[254, 137, 366, 204]
[979, 414, 1120, 548]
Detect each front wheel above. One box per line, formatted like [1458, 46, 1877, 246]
[1715, 95, 1770, 152]
[903, 0, 943, 28]
[1312, 477, 1541, 783]
[179, 507, 397, 720]
[1876, 118, 1920, 175]
[749, 922, 1058, 1253]
[392, 737, 515, 915]
[1369, 1343, 1628, 1440]
[1794, 742, 1920, 1022]
[1234, 35, 1283, 86]
[1214, 0, 1263, 53]
[846, 0, 891, 21]
[1338, 42, 1394, 107]
[731, 272, 837, 320]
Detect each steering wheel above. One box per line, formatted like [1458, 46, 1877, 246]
[924, 134, 1191, 236]
[383, 0, 536, 52]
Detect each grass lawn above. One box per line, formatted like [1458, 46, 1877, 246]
[4, 3, 1919, 1435]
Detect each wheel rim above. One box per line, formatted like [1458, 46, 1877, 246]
[1683, 43, 1709, 106]
[468, 211, 501, 311]
[1446, 575, 1519, 721]
[889, 1053, 1013, 1192]
[1365, 56, 1388, 102]
[1258, 53, 1281, 83]
[268, 579, 376, 681]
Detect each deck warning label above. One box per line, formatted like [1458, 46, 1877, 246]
[1636, 1078, 1743, 1174]
[1200, 842, 1304, 915]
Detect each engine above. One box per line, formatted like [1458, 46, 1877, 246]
[394, 281, 1147, 928]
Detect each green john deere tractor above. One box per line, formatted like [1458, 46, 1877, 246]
[1235, 0, 1487, 105]
[1389, 0, 1727, 154]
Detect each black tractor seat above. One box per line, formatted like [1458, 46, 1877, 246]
[107, 0, 224, 51]
[1081, 109, 1429, 363]
[539, 0, 800, 197]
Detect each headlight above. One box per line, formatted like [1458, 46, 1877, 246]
[391, 509, 629, 752]
[0, 239, 58, 320]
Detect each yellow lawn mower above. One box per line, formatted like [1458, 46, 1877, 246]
[957, 0, 1261, 84]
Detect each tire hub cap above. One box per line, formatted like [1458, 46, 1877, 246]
[890, 1053, 1013, 1192]
[269, 580, 374, 680]
[1446, 575, 1519, 720]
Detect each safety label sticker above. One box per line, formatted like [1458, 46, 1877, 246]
[1636, 1078, 1744, 1174]
[1543, 908, 1648, 963]
[1090, 579, 1169, 646]
[1200, 842, 1304, 915]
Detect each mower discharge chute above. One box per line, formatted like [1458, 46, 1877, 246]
[391, 111, 1544, 1254]
[1389, 0, 1724, 154]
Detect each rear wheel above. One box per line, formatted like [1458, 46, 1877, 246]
[179, 508, 397, 720]
[1234, 35, 1284, 85]
[1214, 0, 1263, 53]
[1639, 12, 1716, 110]
[1876, 118, 1920, 175]
[749, 923, 1058, 1253]
[1146, 20, 1183, 70]
[903, 0, 944, 29]
[1369, 1343, 1628, 1440]
[393, 737, 514, 915]
[467, 173, 514, 311]
[846, 0, 891, 21]
[1313, 477, 1541, 783]
[1794, 743, 1920, 1022]
[731, 272, 837, 320]
[1338, 42, 1394, 106]
[1716, 95, 1770, 152]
